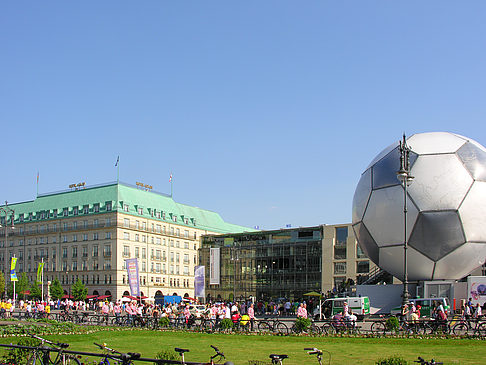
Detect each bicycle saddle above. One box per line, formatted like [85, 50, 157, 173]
[175, 348, 190, 354]
[270, 354, 289, 360]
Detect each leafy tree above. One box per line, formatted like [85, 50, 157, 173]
[0, 272, 5, 299]
[16, 272, 30, 299]
[71, 279, 87, 301]
[49, 278, 64, 301]
[29, 283, 42, 300]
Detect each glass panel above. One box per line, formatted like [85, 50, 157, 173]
[458, 181, 486, 242]
[366, 141, 397, 170]
[352, 168, 372, 223]
[407, 132, 467, 154]
[363, 185, 419, 247]
[457, 142, 486, 182]
[408, 154, 473, 211]
[379, 245, 435, 281]
[433, 242, 486, 280]
[352, 222, 379, 265]
[409, 211, 465, 261]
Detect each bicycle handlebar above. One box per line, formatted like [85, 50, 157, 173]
[29, 333, 69, 349]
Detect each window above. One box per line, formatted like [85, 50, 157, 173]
[142, 261, 146, 272]
[142, 222, 146, 230]
[73, 235, 77, 242]
[83, 205, 89, 214]
[123, 246, 130, 257]
[156, 250, 161, 260]
[106, 202, 112, 211]
[104, 245, 111, 257]
[138, 208, 143, 215]
[72, 246, 77, 258]
[334, 246, 347, 260]
[156, 238, 161, 245]
[176, 228, 180, 237]
[357, 261, 370, 274]
[156, 263, 161, 273]
[83, 234, 88, 241]
[94, 204, 100, 213]
[63, 235, 67, 243]
[142, 248, 146, 259]
[142, 235, 146, 243]
[135, 234, 139, 242]
[334, 262, 347, 275]
[184, 230, 189, 238]
[63, 208, 68, 217]
[184, 242, 189, 249]
[82, 246, 88, 257]
[173, 215, 177, 222]
[73, 207, 78, 215]
[156, 211, 161, 219]
[336, 226, 348, 245]
[106, 232, 111, 239]
[124, 218, 130, 228]
[62, 247, 68, 258]
[93, 245, 99, 257]
[357, 245, 366, 259]
[123, 204, 129, 212]
[73, 221, 78, 229]
[124, 232, 130, 240]
[135, 247, 140, 258]
[183, 254, 189, 264]
[136, 221, 140, 229]
[72, 261, 78, 271]
[93, 233, 99, 240]
[184, 266, 189, 275]
[156, 225, 161, 233]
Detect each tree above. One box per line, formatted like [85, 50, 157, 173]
[0, 272, 5, 299]
[16, 272, 30, 299]
[29, 283, 42, 300]
[71, 279, 87, 301]
[49, 278, 64, 301]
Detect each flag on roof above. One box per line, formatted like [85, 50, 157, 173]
[169, 173, 173, 183]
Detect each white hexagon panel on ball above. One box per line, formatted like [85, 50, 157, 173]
[352, 132, 486, 281]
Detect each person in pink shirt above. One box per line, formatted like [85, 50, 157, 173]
[248, 303, 255, 331]
[101, 302, 110, 324]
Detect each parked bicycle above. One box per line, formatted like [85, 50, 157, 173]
[257, 318, 289, 335]
[26, 333, 81, 364]
[93, 342, 141, 365]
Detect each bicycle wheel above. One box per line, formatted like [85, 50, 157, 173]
[308, 323, 321, 335]
[371, 321, 386, 336]
[452, 322, 469, 336]
[321, 323, 334, 335]
[54, 354, 82, 365]
[258, 321, 272, 333]
[474, 322, 486, 338]
[26, 351, 40, 365]
[275, 322, 288, 335]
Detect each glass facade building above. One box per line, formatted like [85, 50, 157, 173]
[200, 226, 322, 301]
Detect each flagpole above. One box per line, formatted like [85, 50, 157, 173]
[170, 172, 173, 197]
[115, 156, 120, 183]
[12, 256, 15, 304]
[36, 172, 39, 197]
[41, 258, 44, 302]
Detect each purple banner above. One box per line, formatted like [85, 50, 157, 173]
[194, 265, 205, 298]
[126, 258, 140, 297]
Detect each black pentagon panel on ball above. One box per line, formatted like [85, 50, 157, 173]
[457, 142, 486, 182]
[372, 147, 418, 190]
[352, 222, 379, 265]
[409, 211, 466, 262]
[352, 168, 372, 224]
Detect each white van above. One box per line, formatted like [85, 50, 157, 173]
[314, 297, 371, 320]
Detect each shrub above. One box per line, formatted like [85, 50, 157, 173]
[159, 317, 170, 327]
[376, 355, 408, 365]
[294, 317, 311, 332]
[0, 337, 40, 365]
[386, 316, 400, 333]
[154, 348, 179, 363]
[219, 318, 234, 330]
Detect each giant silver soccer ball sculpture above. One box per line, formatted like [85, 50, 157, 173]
[352, 132, 486, 281]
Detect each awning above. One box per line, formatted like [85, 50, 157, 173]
[97, 295, 111, 300]
[86, 295, 98, 299]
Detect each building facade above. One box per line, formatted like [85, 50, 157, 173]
[200, 224, 383, 302]
[0, 182, 253, 300]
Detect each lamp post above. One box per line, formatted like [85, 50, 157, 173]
[231, 245, 239, 301]
[397, 134, 414, 308]
[0, 201, 15, 300]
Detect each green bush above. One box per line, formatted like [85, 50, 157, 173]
[0, 337, 40, 365]
[159, 317, 170, 327]
[294, 317, 311, 332]
[376, 355, 408, 365]
[386, 316, 400, 333]
[154, 348, 179, 363]
[219, 318, 234, 330]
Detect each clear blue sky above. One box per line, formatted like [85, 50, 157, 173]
[1, 1, 485, 230]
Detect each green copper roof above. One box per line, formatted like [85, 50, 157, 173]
[1, 182, 255, 234]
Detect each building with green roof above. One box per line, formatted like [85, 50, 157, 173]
[0, 182, 254, 300]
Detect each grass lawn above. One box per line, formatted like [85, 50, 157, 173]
[1, 329, 484, 364]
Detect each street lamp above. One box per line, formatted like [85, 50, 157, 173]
[231, 245, 239, 301]
[0, 201, 15, 300]
[397, 134, 414, 308]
